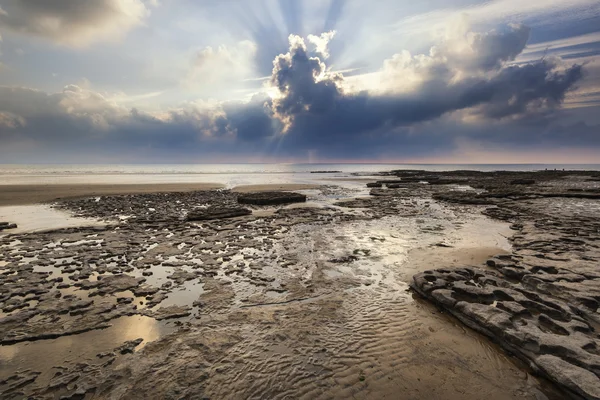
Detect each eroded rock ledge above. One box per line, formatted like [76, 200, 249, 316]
[409, 170, 600, 400]
[412, 267, 600, 400]
[237, 191, 307, 205]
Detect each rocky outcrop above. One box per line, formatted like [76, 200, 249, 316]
[510, 179, 536, 185]
[0, 222, 17, 231]
[412, 267, 600, 400]
[414, 172, 600, 400]
[237, 191, 306, 205]
[186, 206, 251, 221]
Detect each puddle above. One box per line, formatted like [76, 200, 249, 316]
[161, 281, 205, 307]
[0, 315, 176, 387]
[0, 205, 104, 234]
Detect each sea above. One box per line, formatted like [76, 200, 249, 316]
[2, 163, 600, 187]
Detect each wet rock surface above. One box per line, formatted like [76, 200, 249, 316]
[406, 170, 600, 400]
[0, 222, 17, 231]
[237, 191, 307, 205]
[186, 205, 251, 221]
[1, 172, 598, 399]
[0, 187, 372, 398]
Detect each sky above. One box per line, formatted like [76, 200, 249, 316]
[0, 0, 599, 164]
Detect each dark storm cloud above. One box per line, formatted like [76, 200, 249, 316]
[222, 94, 278, 142]
[268, 28, 583, 152]
[0, 84, 276, 162]
[466, 60, 584, 119]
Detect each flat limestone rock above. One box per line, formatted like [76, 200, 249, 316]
[186, 206, 251, 221]
[0, 222, 17, 231]
[237, 191, 306, 205]
[412, 267, 600, 400]
[536, 355, 600, 400]
[114, 338, 144, 354]
[510, 179, 536, 185]
[143, 305, 191, 320]
[369, 189, 393, 197]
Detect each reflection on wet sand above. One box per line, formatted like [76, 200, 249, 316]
[0, 204, 104, 234]
[0, 175, 572, 399]
[0, 315, 171, 387]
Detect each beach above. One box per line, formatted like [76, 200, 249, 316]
[0, 183, 224, 206]
[1, 165, 599, 399]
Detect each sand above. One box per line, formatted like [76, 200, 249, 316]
[0, 204, 104, 234]
[231, 183, 320, 192]
[0, 183, 224, 206]
[5, 170, 592, 399]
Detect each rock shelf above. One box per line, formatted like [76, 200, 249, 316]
[237, 191, 307, 205]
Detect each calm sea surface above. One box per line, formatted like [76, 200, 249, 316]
[1, 164, 599, 187]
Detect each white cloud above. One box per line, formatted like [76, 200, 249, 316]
[184, 41, 258, 96]
[0, 0, 150, 46]
[350, 23, 531, 95]
[307, 30, 336, 59]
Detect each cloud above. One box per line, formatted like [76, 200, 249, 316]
[440, 23, 531, 72]
[307, 30, 336, 59]
[270, 34, 343, 131]
[185, 41, 258, 94]
[0, 82, 276, 162]
[268, 26, 583, 146]
[0, 0, 149, 46]
[0, 111, 25, 129]
[0, 23, 591, 162]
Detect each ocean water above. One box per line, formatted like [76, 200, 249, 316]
[1, 163, 599, 187]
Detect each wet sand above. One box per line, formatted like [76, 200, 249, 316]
[0, 183, 224, 206]
[4, 170, 598, 399]
[0, 204, 104, 234]
[232, 183, 320, 192]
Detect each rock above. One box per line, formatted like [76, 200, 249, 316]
[132, 285, 159, 297]
[329, 255, 359, 263]
[168, 269, 198, 285]
[369, 189, 393, 197]
[535, 355, 600, 400]
[0, 370, 40, 393]
[412, 263, 600, 400]
[237, 191, 307, 206]
[89, 275, 146, 295]
[510, 179, 536, 185]
[0, 222, 17, 230]
[366, 182, 382, 188]
[386, 183, 407, 189]
[431, 289, 457, 307]
[114, 338, 144, 354]
[143, 305, 191, 320]
[186, 206, 251, 221]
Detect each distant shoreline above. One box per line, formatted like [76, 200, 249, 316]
[0, 183, 224, 206]
[0, 182, 335, 206]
